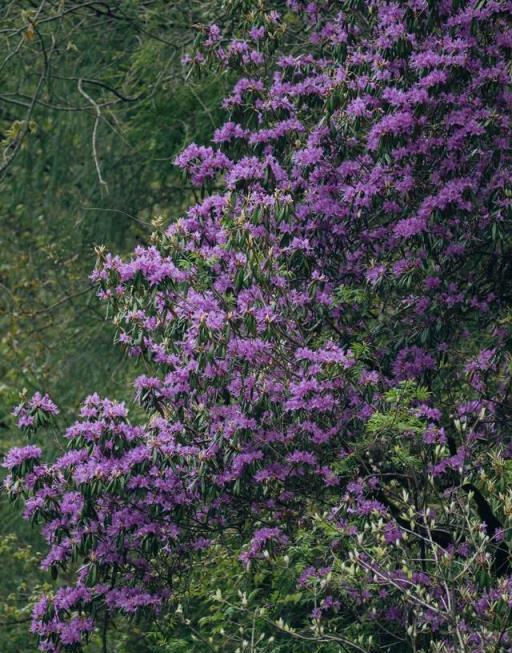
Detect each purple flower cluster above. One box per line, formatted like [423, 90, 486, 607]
[2, 445, 42, 471]
[13, 392, 59, 431]
[175, 144, 231, 186]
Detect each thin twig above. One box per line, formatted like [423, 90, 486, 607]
[77, 78, 109, 190]
[82, 206, 153, 228]
[28, 286, 92, 316]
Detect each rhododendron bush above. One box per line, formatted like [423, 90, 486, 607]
[5, 1, 512, 651]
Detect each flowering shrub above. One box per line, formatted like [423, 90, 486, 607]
[5, 1, 512, 651]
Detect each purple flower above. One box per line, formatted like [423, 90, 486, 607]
[30, 392, 59, 415]
[3, 445, 42, 470]
[392, 346, 435, 380]
[175, 144, 231, 186]
[13, 392, 59, 430]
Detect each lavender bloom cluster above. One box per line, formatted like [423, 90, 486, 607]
[13, 392, 59, 431]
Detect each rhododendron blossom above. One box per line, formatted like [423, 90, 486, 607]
[5, 2, 512, 652]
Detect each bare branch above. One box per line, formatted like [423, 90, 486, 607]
[77, 78, 108, 190]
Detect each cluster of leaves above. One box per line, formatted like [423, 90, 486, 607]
[4, 1, 512, 652]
